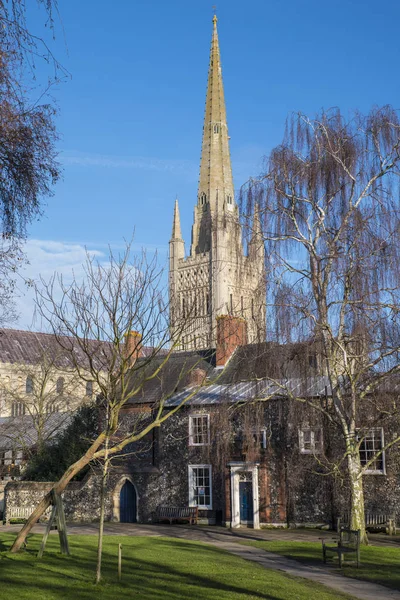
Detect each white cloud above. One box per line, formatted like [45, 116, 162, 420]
[61, 150, 197, 178]
[14, 239, 106, 330]
[13, 238, 169, 331]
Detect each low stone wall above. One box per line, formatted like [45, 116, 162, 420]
[4, 481, 52, 523]
[3, 468, 162, 524]
[4, 475, 103, 523]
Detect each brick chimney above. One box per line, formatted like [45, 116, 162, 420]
[124, 331, 142, 366]
[188, 367, 207, 387]
[216, 315, 247, 368]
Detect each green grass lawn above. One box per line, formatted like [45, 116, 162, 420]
[238, 538, 400, 592]
[0, 533, 355, 600]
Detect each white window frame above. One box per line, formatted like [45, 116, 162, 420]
[358, 428, 386, 475]
[252, 428, 267, 449]
[299, 427, 323, 454]
[189, 414, 210, 446]
[188, 464, 212, 509]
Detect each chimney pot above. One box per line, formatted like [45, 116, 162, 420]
[124, 331, 142, 366]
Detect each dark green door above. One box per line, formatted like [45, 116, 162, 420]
[120, 481, 137, 523]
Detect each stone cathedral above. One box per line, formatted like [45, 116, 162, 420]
[169, 16, 266, 350]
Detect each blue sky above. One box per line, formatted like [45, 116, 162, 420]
[16, 0, 400, 327]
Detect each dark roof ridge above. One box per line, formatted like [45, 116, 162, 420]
[0, 328, 105, 344]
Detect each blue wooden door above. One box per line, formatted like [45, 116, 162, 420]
[120, 481, 137, 523]
[239, 481, 253, 522]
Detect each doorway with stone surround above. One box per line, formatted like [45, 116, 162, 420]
[228, 462, 260, 528]
[112, 476, 138, 523]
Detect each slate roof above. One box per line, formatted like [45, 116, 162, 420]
[0, 328, 109, 369]
[0, 413, 72, 450]
[126, 349, 216, 405]
[126, 341, 329, 407]
[166, 375, 332, 407]
[0, 328, 156, 371]
[217, 341, 321, 384]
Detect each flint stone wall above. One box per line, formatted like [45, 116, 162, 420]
[4, 469, 159, 524]
[4, 399, 400, 527]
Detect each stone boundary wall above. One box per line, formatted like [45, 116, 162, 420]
[3, 474, 104, 523]
[4, 469, 161, 524]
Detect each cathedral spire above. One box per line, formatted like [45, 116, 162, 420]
[197, 15, 234, 214]
[169, 18, 266, 350]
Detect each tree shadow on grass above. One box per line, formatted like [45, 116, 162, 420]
[153, 524, 272, 545]
[0, 535, 330, 600]
[0, 533, 37, 554]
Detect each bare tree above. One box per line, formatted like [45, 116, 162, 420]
[10, 242, 209, 561]
[0, 1, 64, 325]
[0, 349, 82, 457]
[243, 106, 400, 543]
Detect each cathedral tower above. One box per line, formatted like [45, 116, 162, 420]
[169, 16, 266, 350]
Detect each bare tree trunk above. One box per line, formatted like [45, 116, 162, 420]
[95, 437, 109, 584]
[347, 451, 368, 544]
[10, 433, 106, 553]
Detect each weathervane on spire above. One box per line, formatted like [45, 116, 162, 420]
[212, 5, 217, 24]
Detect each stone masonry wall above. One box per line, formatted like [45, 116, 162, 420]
[5, 398, 400, 527]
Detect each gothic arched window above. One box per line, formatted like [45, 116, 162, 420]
[86, 381, 93, 397]
[214, 124, 220, 134]
[25, 376, 33, 394]
[56, 377, 64, 395]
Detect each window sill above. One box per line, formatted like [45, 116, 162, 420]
[189, 442, 210, 447]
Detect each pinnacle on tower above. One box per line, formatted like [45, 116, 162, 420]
[249, 203, 264, 256]
[169, 197, 185, 272]
[171, 198, 183, 241]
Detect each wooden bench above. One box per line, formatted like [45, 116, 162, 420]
[337, 512, 397, 535]
[366, 513, 397, 535]
[156, 506, 198, 525]
[4, 506, 52, 525]
[322, 528, 360, 568]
